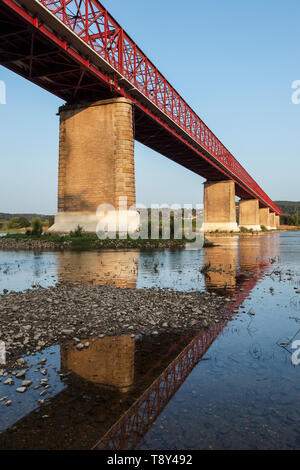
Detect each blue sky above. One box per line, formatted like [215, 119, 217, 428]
[0, 0, 299, 213]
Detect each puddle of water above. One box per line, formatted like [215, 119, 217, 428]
[0, 232, 300, 449]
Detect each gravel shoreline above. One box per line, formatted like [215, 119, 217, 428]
[0, 238, 185, 251]
[0, 283, 228, 369]
[0, 238, 71, 251]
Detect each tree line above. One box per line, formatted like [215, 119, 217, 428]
[275, 201, 300, 226]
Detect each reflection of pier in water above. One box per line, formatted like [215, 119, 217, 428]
[0, 237, 280, 450]
[204, 237, 239, 293]
[56, 250, 139, 288]
[204, 235, 280, 295]
[61, 336, 135, 393]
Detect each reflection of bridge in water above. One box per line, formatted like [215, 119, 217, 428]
[95, 237, 280, 449]
[55, 236, 280, 449]
[0, 236, 280, 449]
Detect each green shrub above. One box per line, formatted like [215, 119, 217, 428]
[70, 225, 84, 237]
[31, 218, 43, 237]
[261, 225, 267, 232]
[240, 226, 254, 233]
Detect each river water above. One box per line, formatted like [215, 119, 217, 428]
[0, 232, 300, 449]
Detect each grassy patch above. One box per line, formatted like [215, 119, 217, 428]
[1, 232, 190, 250]
[0, 228, 27, 234]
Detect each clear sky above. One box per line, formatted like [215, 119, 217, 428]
[0, 0, 299, 214]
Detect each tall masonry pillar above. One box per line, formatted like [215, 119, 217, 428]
[259, 208, 271, 230]
[275, 215, 280, 229]
[49, 97, 136, 233]
[269, 212, 276, 229]
[203, 180, 239, 232]
[239, 199, 261, 231]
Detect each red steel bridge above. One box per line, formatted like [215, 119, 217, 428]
[0, 0, 281, 215]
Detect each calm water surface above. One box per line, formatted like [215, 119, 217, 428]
[0, 232, 300, 449]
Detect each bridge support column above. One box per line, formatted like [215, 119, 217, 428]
[203, 180, 239, 232]
[49, 97, 137, 233]
[259, 208, 271, 230]
[269, 212, 276, 230]
[239, 199, 261, 231]
[275, 215, 280, 229]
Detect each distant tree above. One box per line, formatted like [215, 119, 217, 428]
[7, 217, 30, 229]
[48, 216, 55, 227]
[280, 213, 300, 226]
[291, 213, 300, 226]
[276, 201, 300, 216]
[18, 217, 31, 228]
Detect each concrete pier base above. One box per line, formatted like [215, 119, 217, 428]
[49, 97, 136, 234]
[203, 180, 239, 232]
[259, 208, 271, 230]
[239, 199, 261, 231]
[275, 215, 280, 229]
[203, 222, 240, 232]
[49, 210, 140, 234]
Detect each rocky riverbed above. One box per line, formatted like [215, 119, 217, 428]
[0, 283, 228, 369]
[0, 237, 186, 251]
[0, 238, 71, 251]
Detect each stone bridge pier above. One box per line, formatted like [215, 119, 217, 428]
[259, 208, 271, 230]
[49, 97, 137, 233]
[258, 207, 277, 230]
[202, 180, 280, 232]
[203, 180, 239, 232]
[269, 212, 277, 230]
[238, 199, 261, 231]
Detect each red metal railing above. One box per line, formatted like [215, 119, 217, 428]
[36, 0, 280, 214]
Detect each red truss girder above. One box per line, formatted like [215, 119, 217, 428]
[0, 0, 281, 214]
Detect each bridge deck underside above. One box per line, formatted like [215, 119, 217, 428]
[0, 2, 267, 204]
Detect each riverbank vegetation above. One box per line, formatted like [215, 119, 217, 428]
[0, 232, 200, 251]
[0, 215, 53, 233]
[0, 211, 211, 250]
[280, 213, 300, 227]
[274, 201, 300, 227]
